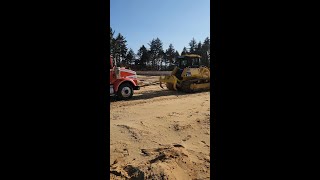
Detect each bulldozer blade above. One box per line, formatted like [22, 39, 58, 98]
[159, 76, 165, 89]
[160, 81, 164, 89]
[159, 75, 178, 91]
[173, 83, 177, 91]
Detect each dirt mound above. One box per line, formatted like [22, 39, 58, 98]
[110, 144, 210, 180]
[110, 165, 144, 180]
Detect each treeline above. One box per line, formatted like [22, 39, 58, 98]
[110, 27, 211, 71]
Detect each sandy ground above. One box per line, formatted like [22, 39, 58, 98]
[110, 76, 210, 180]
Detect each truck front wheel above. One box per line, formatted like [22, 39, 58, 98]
[117, 83, 133, 100]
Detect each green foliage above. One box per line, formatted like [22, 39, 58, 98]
[181, 47, 188, 55]
[189, 38, 197, 54]
[174, 50, 180, 64]
[195, 41, 202, 55]
[125, 48, 135, 67]
[148, 38, 164, 70]
[114, 33, 128, 66]
[109, 27, 128, 66]
[136, 45, 150, 69]
[165, 44, 176, 65]
[110, 26, 210, 70]
[201, 37, 210, 66]
[110, 27, 115, 58]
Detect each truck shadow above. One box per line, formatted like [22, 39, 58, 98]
[110, 89, 209, 102]
[132, 90, 186, 101]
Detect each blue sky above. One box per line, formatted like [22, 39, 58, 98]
[110, 0, 210, 55]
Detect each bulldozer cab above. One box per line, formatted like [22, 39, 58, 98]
[177, 54, 201, 68]
[174, 54, 202, 80]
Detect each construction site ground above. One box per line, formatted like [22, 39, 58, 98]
[110, 75, 210, 180]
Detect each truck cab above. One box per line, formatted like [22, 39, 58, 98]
[110, 56, 140, 100]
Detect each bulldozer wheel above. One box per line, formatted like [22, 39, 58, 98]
[166, 83, 175, 90]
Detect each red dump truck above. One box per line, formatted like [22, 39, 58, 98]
[110, 56, 140, 100]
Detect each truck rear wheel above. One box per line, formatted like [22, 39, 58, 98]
[117, 83, 133, 100]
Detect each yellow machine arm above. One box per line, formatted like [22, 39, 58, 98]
[159, 75, 178, 90]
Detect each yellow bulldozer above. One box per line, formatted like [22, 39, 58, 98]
[159, 54, 210, 93]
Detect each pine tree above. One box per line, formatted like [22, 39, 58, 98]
[110, 27, 116, 58]
[160, 50, 166, 70]
[189, 38, 197, 54]
[125, 48, 135, 68]
[148, 38, 163, 70]
[174, 50, 180, 57]
[114, 33, 128, 66]
[181, 47, 188, 55]
[195, 41, 202, 55]
[165, 44, 176, 67]
[201, 37, 210, 66]
[137, 45, 149, 69]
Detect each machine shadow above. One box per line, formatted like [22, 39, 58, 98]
[110, 88, 209, 102]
